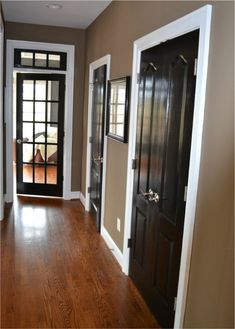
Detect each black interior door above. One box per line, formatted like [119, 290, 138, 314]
[16, 73, 65, 197]
[129, 31, 199, 328]
[90, 65, 107, 231]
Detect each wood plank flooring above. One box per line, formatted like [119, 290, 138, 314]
[1, 196, 160, 328]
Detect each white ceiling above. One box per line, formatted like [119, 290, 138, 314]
[2, 0, 112, 29]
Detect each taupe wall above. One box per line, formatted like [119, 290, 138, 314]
[82, 1, 234, 327]
[0, 2, 4, 219]
[5, 22, 86, 191]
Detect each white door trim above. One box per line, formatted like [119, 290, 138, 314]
[0, 11, 4, 220]
[85, 55, 111, 236]
[5, 40, 75, 202]
[122, 5, 212, 328]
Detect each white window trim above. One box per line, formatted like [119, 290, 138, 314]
[122, 5, 212, 328]
[0, 11, 4, 220]
[85, 55, 111, 232]
[5, 40, 75, 202]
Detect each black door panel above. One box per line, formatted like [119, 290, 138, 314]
[90, 65, 107, 231]
[129, 31, 199, 328]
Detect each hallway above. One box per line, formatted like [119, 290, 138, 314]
[1, 196, 159, 328]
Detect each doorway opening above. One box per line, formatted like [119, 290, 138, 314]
[5, 40, 75, 202]
[14, 72, 65, 197]
[85, 55, 111, 232]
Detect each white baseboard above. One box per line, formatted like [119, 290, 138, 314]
[101, 226, 124, 270]
[79, 192, 86, 208]
[69, 191, 80, 199]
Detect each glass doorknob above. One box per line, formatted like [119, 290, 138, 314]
[17, 138, 29, 144]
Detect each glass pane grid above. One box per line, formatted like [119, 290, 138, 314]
[16, 49, 66, 70]
[20, 76, 60, 188]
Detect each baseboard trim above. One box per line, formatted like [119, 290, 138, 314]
[69, 191, 80, 199]
[79, 192, 86, 208]
[101, 226, 124, 270]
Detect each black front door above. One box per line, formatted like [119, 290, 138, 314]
[16, 73, 65, 197]
[90, 65, 107, 231]
[129, 31, 199, 328]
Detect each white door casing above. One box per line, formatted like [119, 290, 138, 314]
[5, 40, 75, 202]
[122, 5, 212, 328]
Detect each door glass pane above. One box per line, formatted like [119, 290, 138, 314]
[23, 123, 33, 142]
[21, 52, 33, 66]
[47, 81, 59, 101]
[23, 80, 34, 100]
[35, 102, 46, 122]
[23, 144, 33, 162]
[34, 145, 45, 163]
[47, 125, 58, 143]
[47, 103, 58, 122]
[48, 54, 60, 68]
[23, 102, 34, 121]
[35, 53, 47, 67]
[34, 165, 45, 183]
[47, 144, 57, 163]
[35, 123, 45, 142]
[23, 164, 33, 182]
[46, 166, 57, 184]
[35, 80, 46, 100]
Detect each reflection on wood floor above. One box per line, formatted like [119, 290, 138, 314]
[1, 197, 160, 328]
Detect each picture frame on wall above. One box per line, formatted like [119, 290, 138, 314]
[106, 76, 130, 143]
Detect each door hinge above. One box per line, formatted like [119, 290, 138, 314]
[89, 136, 93, 143]
[174, 297, 177, 311]
[137, 73, 141, 84]
[194, 58, 198, 76]
[132, 158, 137, 170]
[87, 186, 91, 194]
[127, 238, 132, 248]
[184, 186, 188, 202]
[63, 131, 65, 138]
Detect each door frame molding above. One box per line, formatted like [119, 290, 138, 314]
[122, 5, 212, 328]
[85, 55, 111, 233]
[5, 40, 75, 201]
[0, 11, 4, 219]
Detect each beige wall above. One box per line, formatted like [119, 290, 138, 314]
[0, 2, 4, 219]
[82, 1, 234, 327]
[5, 22, 86, 191]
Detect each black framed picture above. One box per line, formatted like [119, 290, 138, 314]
[106, 76, 130, 143]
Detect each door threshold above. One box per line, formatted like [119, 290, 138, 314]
[16, 194, 63, 200]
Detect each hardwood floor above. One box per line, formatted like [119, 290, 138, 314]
[1, 196, 160, 328]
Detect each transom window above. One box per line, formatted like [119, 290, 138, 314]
[14, 49, 67, 70]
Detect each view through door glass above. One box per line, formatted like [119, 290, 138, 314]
[16, 73, 65, 197]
